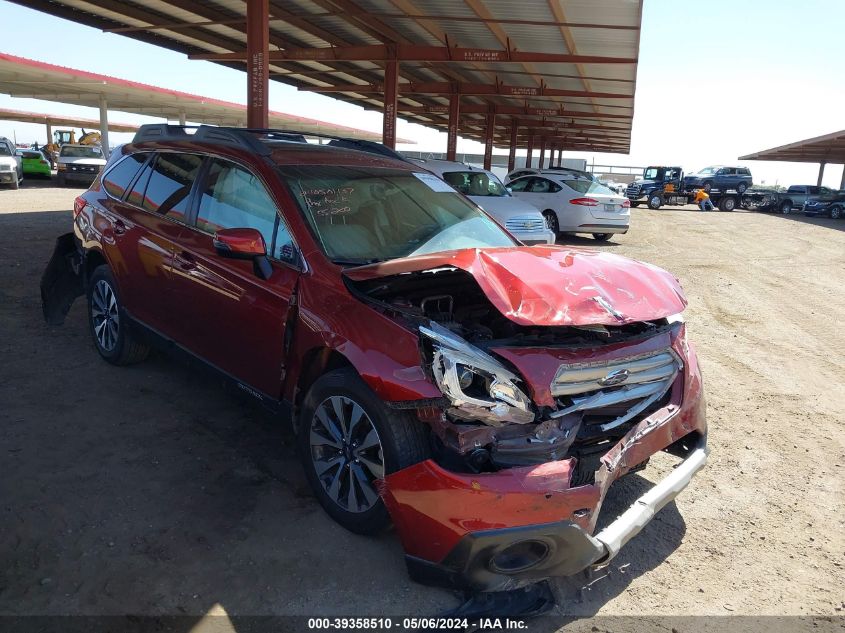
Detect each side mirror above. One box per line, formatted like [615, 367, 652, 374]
[213, 228, 272, 280]
[213, 227, 266, 258]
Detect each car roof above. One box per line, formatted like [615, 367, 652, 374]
[419, 159, 495, 178]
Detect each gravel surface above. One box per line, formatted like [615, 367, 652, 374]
[1, 179, 842, 621]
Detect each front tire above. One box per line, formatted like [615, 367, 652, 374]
[298, 368, 430, 535]
[87, 265, 149, 365]
[592, 233, 612, 241]
[542, 210, 559, 236]
[647, 192, 662, 209]
[780, 200, 792, 215]
[11, 174, 20, 190]
[56, 173, 66, 187]
[703, 181, 712, 193]
[829, 205, 842, 220]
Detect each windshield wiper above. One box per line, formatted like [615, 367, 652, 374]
[331, 257, 386, 267]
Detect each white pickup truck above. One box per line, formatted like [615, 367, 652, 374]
[0, 136, 23, 190]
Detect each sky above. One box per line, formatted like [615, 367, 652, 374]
[0, 0, 843, 187]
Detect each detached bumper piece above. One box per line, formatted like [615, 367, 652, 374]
[382, 436, 707, 593]
[40, 232, 83, 325]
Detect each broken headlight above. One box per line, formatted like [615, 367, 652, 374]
[419, 321, 534, 426]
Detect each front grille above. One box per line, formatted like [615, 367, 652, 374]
[505, 217, 546, 232]
[550, 349, 681, 434]
[625, 184, 640, 199]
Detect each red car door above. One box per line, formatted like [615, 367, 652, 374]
[167, 157, 300, 399]
[97, 152, 202, 336]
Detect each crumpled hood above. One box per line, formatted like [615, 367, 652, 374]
[344, 246, 687, 326]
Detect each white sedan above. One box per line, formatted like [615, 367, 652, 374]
[415, 159, 555, 245]
[507, 173, 631, 241]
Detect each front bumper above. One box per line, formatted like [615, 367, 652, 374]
[381, 333, 706, 592]
[59, 171, 97, 184]
[514, 228, 556, 245]
[0, 170, 17, 184]
[401, 437, 707, 591]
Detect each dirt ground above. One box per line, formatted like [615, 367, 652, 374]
[1, 179, 843, 624]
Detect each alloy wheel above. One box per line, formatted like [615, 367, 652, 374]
[309, 396, 384, 513]
[91, 280, 120, 352]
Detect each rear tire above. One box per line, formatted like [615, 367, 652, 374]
[87, 265, 149, 366]
[298, 368, 430, 535]
[592, 233, 612, 241]
[737, 182, 748, 194]
[542, 210, 559, 236]
[630, 201, 641, 207]
[56, 174, 66, 187]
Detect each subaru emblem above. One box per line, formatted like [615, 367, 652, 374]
[598, 368, 630, 387]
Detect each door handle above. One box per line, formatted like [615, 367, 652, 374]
[175, 251, 197, 270]
[113, 219, 126, 235]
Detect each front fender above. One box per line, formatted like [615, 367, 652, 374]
[285, 275, 442, 403]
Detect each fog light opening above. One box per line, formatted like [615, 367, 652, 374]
[490, 539, 551, 574]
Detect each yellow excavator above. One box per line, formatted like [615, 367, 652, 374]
[40, 129, 102, 166]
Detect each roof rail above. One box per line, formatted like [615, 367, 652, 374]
[132, 124, 406, 162]
[132, 124, 271, 155]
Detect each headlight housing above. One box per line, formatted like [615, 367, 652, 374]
[419, 321, 534, 426]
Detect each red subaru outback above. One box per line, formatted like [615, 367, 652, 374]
[42, 125, 707, 596]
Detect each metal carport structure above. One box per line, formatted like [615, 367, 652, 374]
[0, 52, 389, 158]
[739, 130, 845, 189]
[14, 0, 643, 171]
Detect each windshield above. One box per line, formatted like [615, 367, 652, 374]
[442, 170, 509, 197]
[60, 146, 102, 158]
[565, 179, 616, 196]
[0, 145, 12, 156]
[696, 166, 719, 175]
[279, 166, 517, 264]
[643, 167, 661, 180]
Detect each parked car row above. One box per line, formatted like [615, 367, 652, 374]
[757, 184, 845, 218]
[0, 138, 107, 190]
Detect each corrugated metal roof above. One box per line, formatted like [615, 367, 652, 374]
[10, 0, 643, 153]
[0, 53, 395, 141]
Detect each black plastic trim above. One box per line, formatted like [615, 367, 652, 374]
[405, 519, 605, 592]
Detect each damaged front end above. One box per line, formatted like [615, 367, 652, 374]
[346, 247, 708, 593]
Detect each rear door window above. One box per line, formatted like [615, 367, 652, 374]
[102, 153, 148, 200]
[507, 177, 531, 192]
[141, 153, 204, 222]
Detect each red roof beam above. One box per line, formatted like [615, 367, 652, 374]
[189, 43, 637, 65]
[302, 80, 631, 99]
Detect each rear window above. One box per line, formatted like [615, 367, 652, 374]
[564, 180, 615, 195]
[102, 153, 148, 199]
[60, 146, 103, 159]
[20, 151, 42, 159]
[442, 171, 507, 197]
